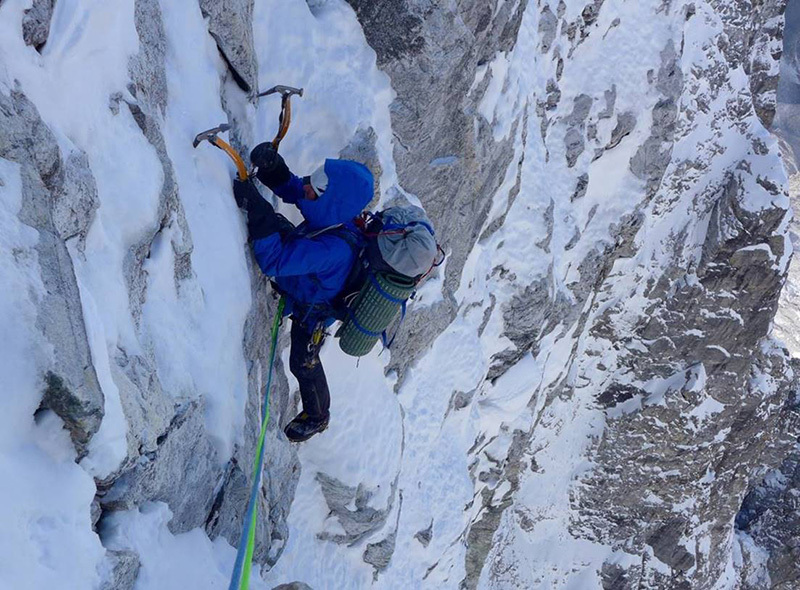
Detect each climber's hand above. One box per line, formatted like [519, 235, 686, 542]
[250, 142, 291, 188]
[233, 178, 259, 209]
[251, 142, 280, 171]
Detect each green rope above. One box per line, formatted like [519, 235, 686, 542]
[229, 297, 285, 590]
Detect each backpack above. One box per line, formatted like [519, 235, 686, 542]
[329, 205, 443, 356]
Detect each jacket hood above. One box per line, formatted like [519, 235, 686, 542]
[298, 159, 374, 229]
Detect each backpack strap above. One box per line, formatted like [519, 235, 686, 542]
[307, 223, 367, 322]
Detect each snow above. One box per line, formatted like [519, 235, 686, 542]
[102, 503, 271, 590]
[249, 0, 396, 210]
[250, 3, 681, 576]
[264, 345, 403, 588]
[154, 0, 253, 459]
[411, 253, 447, 308]
[0, 0, 791, 587]
[478, 51, 513, 140]
[1, 0, 165, 478]
[71, 253, 130, 477]
[0, 159, 105, 589]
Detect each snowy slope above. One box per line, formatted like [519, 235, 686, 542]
[0, 0, 795, 589]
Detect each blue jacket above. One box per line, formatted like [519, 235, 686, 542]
[251, 159, 374, 321]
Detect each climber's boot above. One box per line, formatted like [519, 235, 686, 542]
[284, 411, 329, 443]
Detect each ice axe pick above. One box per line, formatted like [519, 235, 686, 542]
[255, 85, 304, 150]
[192, 123, 250, 181]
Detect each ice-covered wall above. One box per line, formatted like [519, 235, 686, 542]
[0, 0, 797, 589]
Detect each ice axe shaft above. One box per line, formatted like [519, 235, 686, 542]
[192, 124, 249, 181]
[256, 85, 304, 150]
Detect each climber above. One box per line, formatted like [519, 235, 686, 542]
[232, 142, 376, 442]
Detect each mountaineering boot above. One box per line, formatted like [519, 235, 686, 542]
[284, 412, 329, 442]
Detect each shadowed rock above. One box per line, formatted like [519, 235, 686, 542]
[22, 0, 55, 51]
[99, 401, 222, 533]
[344, 0, 530, 387]
[198, 0, 258, 93]
[315, 472, 397, 546]
[338, 126, 383, 205]
[539, 6, 558, 53]
[99, 550, 141, 590]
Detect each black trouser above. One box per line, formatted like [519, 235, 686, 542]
[289, 319, 330, 419]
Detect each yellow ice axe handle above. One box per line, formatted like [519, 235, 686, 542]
[272, 95, 292, 150]
[210, 137, 249, 181]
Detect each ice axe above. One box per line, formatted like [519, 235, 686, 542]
[255, 85, 304, 150]
[192, 84, 304, 180]
[192, 123, 250, 180]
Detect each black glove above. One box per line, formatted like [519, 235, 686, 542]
[250, 142, 279, 170]
[274, 213, 295, 238]
[250, 142, 290, 188]
[233, 177, 259, 209]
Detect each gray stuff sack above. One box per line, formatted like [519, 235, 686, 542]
[377, 205, 437, 278]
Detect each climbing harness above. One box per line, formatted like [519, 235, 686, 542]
[228, 297, 285, 590]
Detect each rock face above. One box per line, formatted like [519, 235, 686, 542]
[734, 365, 800, 590]
[0, 87, 104, 457]
[99, 549, 141, 590]
[99, 400, 221, 531]
[314, 472, 398, 546]
[345, 0, 530, 384]
[110, 0, 299, 563]
[21, 0, 54, 51]
[271, 583, 313, 590]
[199, 0, 258, 92]
[347, 0, 797, 588]
[747, 2, 800, 587]
[2, 0, 799, 588]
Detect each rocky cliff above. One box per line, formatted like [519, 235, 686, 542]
[0, 0, 797, 589]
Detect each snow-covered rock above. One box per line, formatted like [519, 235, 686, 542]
[0, 86, 104, 456]
[0, 0, 798, 588]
